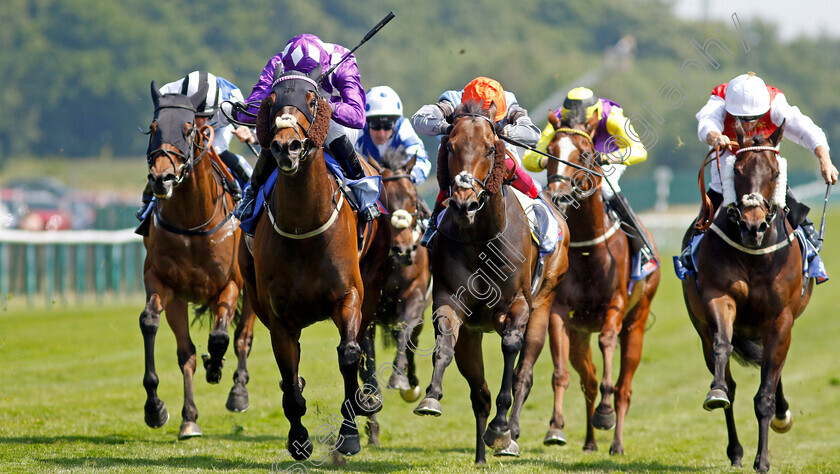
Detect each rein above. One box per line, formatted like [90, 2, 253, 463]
[694, 147, 723, 231]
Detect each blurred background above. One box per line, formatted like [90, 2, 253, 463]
[0, 0, 838, 304]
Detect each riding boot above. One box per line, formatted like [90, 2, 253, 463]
[135, 182, 154, 221]
[235, 148, 272, 221]
[329, 134, 379, 222]
[420, 200, 444, 249]
[607, 192, 654, 267]
[782, 186, 821, 250]
[219, 150, 254, 201]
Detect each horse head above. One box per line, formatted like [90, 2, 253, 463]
[377, 148, 420, 265]
[439, 101, 507, 226]
[146, 80, 208, 199]
[727, 119, 786, 248]
[256, 72, 330, 175]
[545, 110, 600, 211]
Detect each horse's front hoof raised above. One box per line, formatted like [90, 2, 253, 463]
[703, 389, 731, 411]
[493, 439, 520, 457]
[483, 427, 511, 450]
[543, 428, 567, 446]
[387, 372, 411, 391]
[413, 398, 442, 416]
[771, 409, 793, 433]
[144, 400, 169, 428]
[592, 406, 616, 430]
[226, 384, 249, 413]
[400, 385, 422, 403]
[178, 421, 202, 439]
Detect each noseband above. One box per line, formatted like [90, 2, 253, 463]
[147, 119, 207, 186]
[727, 146, 782, 226]
[448, 113, 498, 210]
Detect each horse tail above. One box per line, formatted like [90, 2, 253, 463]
[191, 303, 211, 326]
[731, 334, 763, 367]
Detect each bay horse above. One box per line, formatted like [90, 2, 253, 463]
[140, 82, 257, 439]
[361, 148, 432, 446]
[412, 101, 569, 465]
[238, 72, 390, 460]
[681, 120, 813, 473]
[513, 110, 660, 455]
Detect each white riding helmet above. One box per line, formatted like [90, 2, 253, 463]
[725, 72, 771, 117]
[179, 71, 220, 118]
[365, 86, 403, 117]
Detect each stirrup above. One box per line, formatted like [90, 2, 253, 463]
[359, 205, 380, 223]
[235, 196, 255, 221]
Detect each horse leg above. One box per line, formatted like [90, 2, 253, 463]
[163, 298, 201, 438]
[753, 310, 794, 473]
[226, 296, 256, 413]
[507, 295, 553, 450]
[702, 295, 737, 411]
[569, 330, 599, 451]
[544, 305, 572, 446]
[205, 281, 239, 384]
[358, 324, 380, 447]
[414, 304, 461, 417]
[388, 287, 424, 400]
[333, 287, 376, 457]
[770, 377, 793, 433]
[592, 303, 624, 432]
[453, 328, 491, 466]
[610, 305, 649, 455]
[139, 283, 173, 429]
[484, 294, 529, 453]
[269, 321, 311, 461]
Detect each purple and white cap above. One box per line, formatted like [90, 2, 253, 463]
[281, 34, 329, 75]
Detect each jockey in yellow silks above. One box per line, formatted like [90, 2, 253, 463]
[523, 87, 655, 270]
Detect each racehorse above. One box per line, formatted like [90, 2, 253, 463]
[412, 101, 569, 465]
[361, 148, 432, 446]
[140, 82, 257, 439]
[238, 72, 390, 460]
[681, 120, 813, 473]
[515, 110, 660, 455]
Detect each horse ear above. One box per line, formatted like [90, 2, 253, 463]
[151, 81, 162, 108]
[188, 80, 209, 112]
[769, 119, 785, 147]
[488, 102, 498, 121]
[733, 118, 746, 148]
[405, 152, 417, 173]
[583, 111, 599, 136]
[548, 110, 560, 128]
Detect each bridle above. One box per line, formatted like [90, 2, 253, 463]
[146, 110, 210, 187]
[447, 112, 498, 211]
[725, 145, 782, 227]
[547, 126, 601, 202]
[266, 74, 323, 163]
[382, 171, 421, 262]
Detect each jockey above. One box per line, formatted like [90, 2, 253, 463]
[696, 72, 838, 250]
[356, 86, 431, 185]
[234, 33, 379, 222]
[136, 71, 254, 220]
[522, 87, 654, 269]
[412, 76, 542, 247]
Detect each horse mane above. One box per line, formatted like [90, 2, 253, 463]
[437, 135, 450, 191]
[255, 95, 331, 149]
[380, 146, 410, 171]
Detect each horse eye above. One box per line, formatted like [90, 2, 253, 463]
[488, 146, 495, 156]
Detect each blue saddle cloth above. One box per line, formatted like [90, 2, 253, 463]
[673, 226, 828, 284]
[239, 152, 385, 235]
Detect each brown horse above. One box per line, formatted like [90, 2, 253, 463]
[360, 148, 432, 446]
[412, 102, 569, 465]
[515, 111, 660, 455]
[238, 72, 390, 460]
[681, 120, 813, 472]
[140, 82, 256, 439]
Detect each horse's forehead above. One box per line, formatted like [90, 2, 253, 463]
[556, 136, 576, 165]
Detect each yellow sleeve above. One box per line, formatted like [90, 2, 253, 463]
[523, 122, 555, 172]
[604, 107, 647, 166]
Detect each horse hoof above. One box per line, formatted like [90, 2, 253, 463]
[202, 354, 223, 384]
[609, 441, 624, 455]
[543, 428, 567, 446]
[387, 372, 411, 391]
[414, 398, 442, 416]
[771, 410, 793, 433]
[336, 433, 361, 456]
[226, 385, 249, 413]
[592, 407, 616, 430]
[483, 427, 512, 450]
[493, 439, 520, 457]
[144, 401, 169, 429]
[287, 433, 312, 461]
[400, 385, 422, 403]
[703, 389, 731, 411]
[365, 419, 380, 447]
[178, 421, 202, 439]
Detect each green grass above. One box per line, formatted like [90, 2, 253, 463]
[2, 241, 840, 472]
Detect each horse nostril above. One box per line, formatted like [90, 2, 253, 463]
[758, 222, 768, 233]
[288, 139, 302, 154]
[739, 221, 749, 233]
[163, 174, 176, 183]
[467, 201, 480, 213]
[270, 140, 282, 155]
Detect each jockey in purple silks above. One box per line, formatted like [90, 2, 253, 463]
[234, 33, 378, 222]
